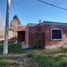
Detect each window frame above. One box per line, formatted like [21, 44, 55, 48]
[51, 29, 63, 40]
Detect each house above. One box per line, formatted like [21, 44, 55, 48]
[17, 21, 67, 48]
[0, 16, 4, 41]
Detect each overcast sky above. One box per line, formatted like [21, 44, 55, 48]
[0, 0, 67, 25]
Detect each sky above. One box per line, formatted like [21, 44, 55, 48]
[0, 0, 67, 26]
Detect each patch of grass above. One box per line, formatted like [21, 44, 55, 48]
[0, 45, 3, 54]
[8, 44, 23, 54]
[61, 46, 67, 52]
[32, 54, 67, 67]
[45, 46, 67, 54]
[45, 48, 63, 54]
[0, 40, 4, 44]
[0, 44, 30, 54]
[8, 44, 38, 54]
[0, 43, 38, 54]
[0, 59, 14, 67]
[0, 41, 67, 54]
[8, 38, 16, 44]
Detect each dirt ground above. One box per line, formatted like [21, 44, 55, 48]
[0, 54, 40, 67]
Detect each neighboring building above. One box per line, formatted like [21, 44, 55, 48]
[9, 15, 21, 39]
[17, 21, 67, 48]
[0, 16, 4, 41]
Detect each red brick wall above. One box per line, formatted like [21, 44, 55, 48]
[44, 24, 67, 47]
[28, 23, 67, 48]
[28, 26, 38, 45]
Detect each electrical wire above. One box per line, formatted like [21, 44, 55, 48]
[37, 0, 67, 11]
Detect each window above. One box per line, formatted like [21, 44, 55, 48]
[51, 29, 62, 40]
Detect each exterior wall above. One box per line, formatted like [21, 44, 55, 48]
[28, 23, 67, 48]
[8, 31, 14, 39]
[28, 26, 38, 46]
[9, 30, 18, 40]
[44, 24, 67, 48]
[28, 24, 46, 48]
[25, 27, 29, 47]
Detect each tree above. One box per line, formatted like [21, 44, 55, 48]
[10, 15, 21, 31]
[10, 15, 21, 39]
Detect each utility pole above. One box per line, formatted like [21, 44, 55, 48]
[3, 0, 11, 54]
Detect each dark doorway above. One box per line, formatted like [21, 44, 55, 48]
[17, 31, 25, 43]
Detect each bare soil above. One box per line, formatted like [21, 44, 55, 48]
[0, 54, 40, 67]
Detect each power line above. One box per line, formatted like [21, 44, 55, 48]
[37, 0, 67, 11]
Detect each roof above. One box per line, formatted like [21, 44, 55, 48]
[17, 25, 26, 31]
[27, 23, 37, 27]
[29, 21, 67, 28]
[42, 21, 67, 26]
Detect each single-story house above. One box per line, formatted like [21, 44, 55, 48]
[17, 21, 67, 49]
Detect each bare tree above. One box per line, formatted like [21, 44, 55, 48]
[10, 15, 21, 39]
[10, 15, 20, 30]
